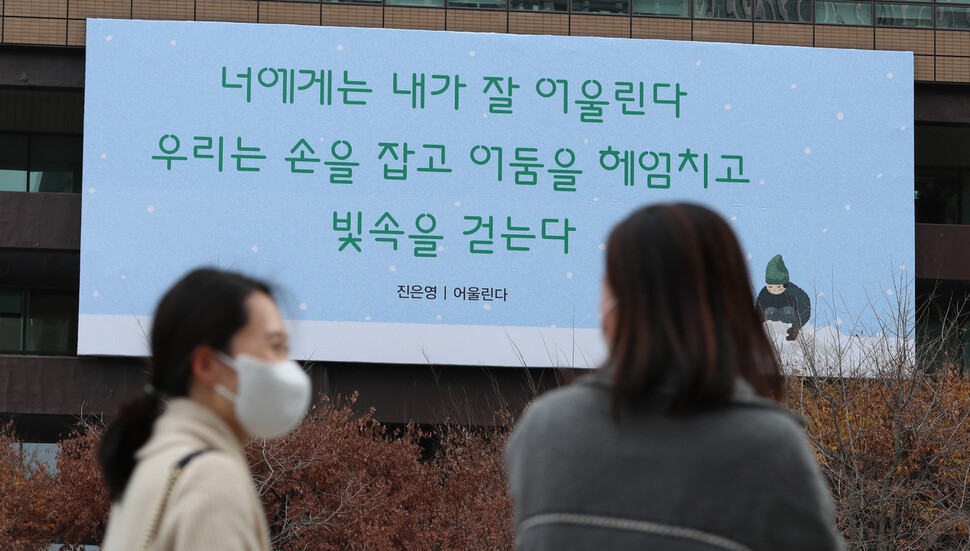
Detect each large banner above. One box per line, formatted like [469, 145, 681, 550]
[80, 19, 914, 367]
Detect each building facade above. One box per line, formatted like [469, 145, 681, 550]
[1, 0, 969, 441]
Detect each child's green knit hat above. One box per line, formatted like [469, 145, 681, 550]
[765, 255, 789, 285]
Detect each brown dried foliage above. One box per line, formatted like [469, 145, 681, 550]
[0, 422, 108, 550]
[0, 421, 48, 551]
[246, 393, 513, 550]
[789, 372, 970, 550]
[781, 285, 970, 550]
[46, 427, 111, 549]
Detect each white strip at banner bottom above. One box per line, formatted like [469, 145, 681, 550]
[77, 314, 609, 368]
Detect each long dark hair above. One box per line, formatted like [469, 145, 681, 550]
[98, 268, 272, 500]
[604, 203, 782, 415]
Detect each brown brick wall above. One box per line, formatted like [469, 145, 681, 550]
[753, 22, 811, 47]
[937, 56, 970, 83]
[914, 54, 934, 82]
[446, 9, 507, 32]
[508, 12, 568, 35]
[693, 19, 752, 44]
[937, 30, 970, 58]
[258, 1, 321, 25]
[195, 0, 258, 22]
[632, 17, 689, 40]
[4, 0, 67, 19]
[133, 0, 197, 21]
[3, 17, 67, 45]
[67, 19, 86, 46]
[69, 0, 131, 19]
[384, 6, 446, 29]
[874, 27, 933, 55]
[814, 24, 873, 49]
[570, 14, 629, 37]
[321, 4, 383, 27]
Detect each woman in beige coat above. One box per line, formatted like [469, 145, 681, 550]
[99, 269, 312, 551]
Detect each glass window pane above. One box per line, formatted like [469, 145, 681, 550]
[634, 0, 688, 16]
[385, 0, 445, 5]
[0, 289, 24, 353]
[17, 443, 58, 474]
[875, 3, 933, 26]
[0, 169, 28, 192]
[511, 0, 567, 10]
[694, 0, 751, 20]
[28, 171, 78, 193]
[29, 135, 82, 166]
[961, 171, 970, 225]
[26, 291, 77, 355]
[753, 0, 812, 21]
[0, 134, 28, 167]
[816, 1, 872, 24]
[915, 169, 961, 224]
[938, 0, 970, 5]
[28, 135, 82, 193]
[449, 0, 507, 8]
[572, 0, 629, 13]
[937, 5, 970, 27]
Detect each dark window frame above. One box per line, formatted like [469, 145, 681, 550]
[0, 133, 83, 195]
[0, 286, 79, 356]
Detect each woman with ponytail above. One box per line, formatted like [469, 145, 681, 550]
[99, 268, 312, 551]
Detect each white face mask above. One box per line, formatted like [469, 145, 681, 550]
[214, 352, 312, 439]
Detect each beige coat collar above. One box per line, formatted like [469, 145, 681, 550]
[136, 398, 244, 462]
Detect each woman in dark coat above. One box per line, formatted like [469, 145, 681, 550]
[504, 203, 845, 551]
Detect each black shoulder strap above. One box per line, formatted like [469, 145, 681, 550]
[176, 448, 212, 469]
[137, 448, 215, 551]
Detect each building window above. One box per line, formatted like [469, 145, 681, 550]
[875, 2, 933, 26]
[634, 0, 689, 16]
[815, 1, 872, 24]
[571, 0, 629, 13]
[449, 0, 508, 8]
[386, 0, 446, 6]
[0, 289, 23, 353]
[914, 169, 970, 225]
[936, 4, 970, 28]
[510, 0, 568, 10]
[0, 289, 77, 355]
[753, 0, 813, 21]
[0, 134, 82, 194]
[694, 0, 751, 19]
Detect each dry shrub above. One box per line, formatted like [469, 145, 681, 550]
[424, 418, 514, 550]
[248, 392, 432, 550]
[0, 421, 49, 551]
[1, 423, 110, 550]
[43, 427, 110, 550]
[246, 393, 514, 551]
[782, 286, 970, 550]
[788, 372, 970, 550]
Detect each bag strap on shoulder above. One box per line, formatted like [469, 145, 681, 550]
[136, 449, 212, 551]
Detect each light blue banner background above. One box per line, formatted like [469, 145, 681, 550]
[81, 19, 914, 360]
